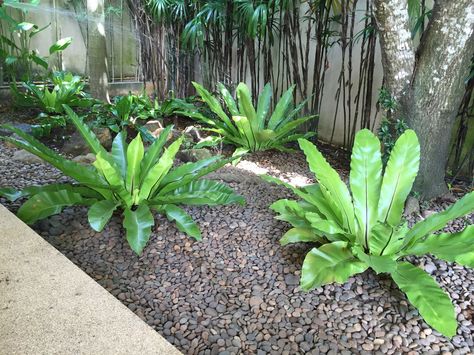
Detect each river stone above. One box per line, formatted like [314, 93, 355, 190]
[11, 149, 44, 164]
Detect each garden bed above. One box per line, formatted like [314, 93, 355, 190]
[0, 141, 473, 354]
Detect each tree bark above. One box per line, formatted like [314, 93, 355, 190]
[373, 0, 474, 199]
[87, 0, 109, 102]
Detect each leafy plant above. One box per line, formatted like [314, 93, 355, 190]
[0, 19, 72, 82]
[263, 129, 474, 337]
[91, 92, 194, 142]
[0, 105, 244, 255]
[178, 82, 316, 153]
[377, 87, 408, 164]
[12, 71, 92, 113]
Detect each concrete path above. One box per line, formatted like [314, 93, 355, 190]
[0, 204, 181, 355]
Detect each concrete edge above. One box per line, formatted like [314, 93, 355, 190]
[0, 204, 181, 355]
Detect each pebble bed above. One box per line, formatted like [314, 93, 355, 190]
[1, 142, 473, 355]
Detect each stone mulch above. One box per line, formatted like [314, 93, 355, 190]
[1, 142, 473, 355]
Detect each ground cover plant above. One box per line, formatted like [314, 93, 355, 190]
[178, 82, 316, 154]
[263, 129, 474, 337]
[0, 105, 244, 254]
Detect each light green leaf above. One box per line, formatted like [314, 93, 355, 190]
[236, 82, 257, 124]
[255, 83, 272, 129]
[160, 204, 201, 240]
[403, 191, 474, 249]
[111, 131, 128, 178]
[16, 22, 35, 31]
[352, 245, 397, 274]
[402, 225, 474, 267]
[280, 227, 322, 245]
[18, 190, 91, 224]
[138, 137, 183, 201]
[123, 205, 154, 255]
[378, 130, 420, 226]
[270, 199, 313, 228]
[350, 129, 383, 249]
[49, 37, 72, 54]
[298, 138, 355, 233]
[217, 82, 239, 116]
[391, 262, 456, 337]
[88, 200, 118, 232]
[305, 212, 347, 236]
[63, 105, 107, 156]
[125, 134, 144, 192]
[94, 152, 132, 207]
[152, 179, 245, 206]
[158, 154, 238, 196]
[0, 126, 107, 189]
[140, 125, 173, 182]
[300, 241, 368, 290]
[233, 115, 256, 151]
[369, 222, 407, 256]
[192, 82, 237, 136]
[268, 85, 294, 130]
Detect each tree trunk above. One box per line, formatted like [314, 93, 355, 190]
[87, 0, 109, 102]
[373, 0, 474, 199]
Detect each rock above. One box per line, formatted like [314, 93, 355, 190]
[177, 148, 212, 163]
[421, 209, 436, 219]
[63, 128, 112, 156]
[0, 123, 32, 137]
[72, 153, 96, 164]
[94, 127, 113, 150]
[183, 126, 202, 142]
[11, 149, 43, 164]
[144, 120, 163, 135]
[284, 274, 299, 286]
[404, 196, 420, 216]
[424, 262, 437, 274]
[440, 192, 457, 203]
[249, 296, 263, 308]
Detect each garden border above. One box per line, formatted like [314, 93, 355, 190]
[0, 204, 180, 355]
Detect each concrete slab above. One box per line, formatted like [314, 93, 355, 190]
[0, 204, 181, 355]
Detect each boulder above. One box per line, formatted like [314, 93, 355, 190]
[183, 125, 203, 142]
[12, 149, 44, 164]
[404, 196, 420, 216]
[63, 128, 112, 156]
[177, 148, 212, 163]
[72, 153, 96, 165]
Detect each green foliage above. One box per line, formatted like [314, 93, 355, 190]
[10, 71, 93, 136]
[377, 88, 408, 164]
[91, 92, 194, 142]
[0, 105, 244, 255]
[0, 10, 72, 82]
[263, 129, 474, 337]
[178, 81, 316, 153]
[13, 71, 92, 112]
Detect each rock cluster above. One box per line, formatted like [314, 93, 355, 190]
[0, 144, 472, 354]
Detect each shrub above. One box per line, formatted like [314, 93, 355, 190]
[0, 105, 244, 255]
[178, 82, 316, 153]
[91, 92, 194, 142]
[263, 129, 474, 337]
[12, 71, 93, 114]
